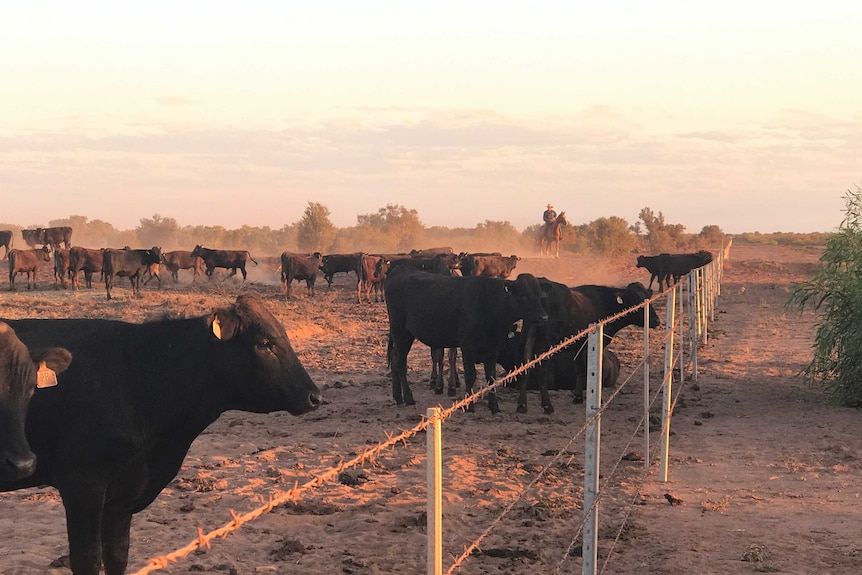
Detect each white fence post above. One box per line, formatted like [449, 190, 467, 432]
[660, 287, 676, 483]
[426, 407, 442, 575]
[688, 273, 698, 383]
[583, 325, 603, 575]
[643, 301, 651, 472]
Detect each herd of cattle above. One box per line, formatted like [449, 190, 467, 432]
[0, 224, 715, 575]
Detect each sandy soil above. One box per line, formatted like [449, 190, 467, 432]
[2, 243, 859, 575]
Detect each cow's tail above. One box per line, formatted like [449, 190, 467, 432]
[247, 252, 258, 266]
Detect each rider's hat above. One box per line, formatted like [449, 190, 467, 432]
[547, 203, 553, 209]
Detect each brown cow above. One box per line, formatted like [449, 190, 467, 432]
[38, 227, 73, 250]
[8, 247, 51, 290]
[69, 247, 104, 289]
[161, 250, 203, 283]
[191, 245, 258, 281]
[281, 252, 322, 298]
[53, 248, 71, 289]
[358, 254, 389, 303]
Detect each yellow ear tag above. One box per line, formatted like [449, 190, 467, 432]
[36, 362, 59, 388]
[212, 317, 223, 340]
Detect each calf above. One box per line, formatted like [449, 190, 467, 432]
[8, 247, 51, 290]
[0, 322, 71, 481]
[191, 245, 258, 281]
[359, 254, 389, 303]
[53, 248, 72, 289]
[1, 293, 321, 575]
[161, 250, 203, 283]
[319, 253, 362, 287]
[281, 251, 322, 298]
[102, 247, 162, 299]
[384, 266, 548, 412]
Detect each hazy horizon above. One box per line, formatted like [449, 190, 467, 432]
[2, 2, 858, 234]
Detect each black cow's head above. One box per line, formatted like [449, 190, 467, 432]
[504, 273, 549, 326]
[615, 282, 660, 329]
[208, 293, 322, 416]
[0, 322, 72, 481]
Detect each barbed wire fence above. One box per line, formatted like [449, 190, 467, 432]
[130, 249, 726, 575]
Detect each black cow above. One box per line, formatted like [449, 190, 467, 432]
[502, 279, 660, 413]
[0, 293, 322, 575]
[0, 230, 12, 258]
[460, 253, 520, 278]
[161, 250, 203, 283]
[0, 322, 71, 481]
[69, 247, 104, 289]
[8, 247, 52, 290]
[281, 252, 322, 298]
[191, 245, 258, 281]
[637, 251, 713, 291]
[102, 247, 162, 300]
[319, 253, 362, 287]
[636, 254, 671, 290]
[384, 266, 548, 412]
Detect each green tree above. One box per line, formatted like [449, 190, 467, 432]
[638, 207, 686, 252]
[589, 216, 637, 257]
[356, 204, 424, 250]
[789, 186, 862, 406]
[296, 202, 337, 253]
[136, 214, 179, 249]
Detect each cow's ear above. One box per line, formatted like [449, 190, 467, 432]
[210, 309, 241, 341]
[31, 348, 72, 388]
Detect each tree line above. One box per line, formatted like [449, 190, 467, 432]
[2, 203, 828, 258]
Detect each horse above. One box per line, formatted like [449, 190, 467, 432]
[539, 211, 568, 258]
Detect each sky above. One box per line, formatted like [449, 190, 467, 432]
[1, 1, 859, 234]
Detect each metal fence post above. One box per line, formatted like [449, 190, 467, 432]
[426, 407, 442, 575]
[688, 273, 698, 383]
[660, 287, 676, 483]
[643, 301, 651, 472]
[583, 325, 603, 575]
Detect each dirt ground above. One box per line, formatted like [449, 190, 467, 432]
[2, 243, 858, 575]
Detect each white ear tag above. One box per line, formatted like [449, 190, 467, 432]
[36, 362, 59, 388]
[212, 317, 223, 340]
[616, 295, 624, 305]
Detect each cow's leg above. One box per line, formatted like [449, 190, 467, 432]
[429, 348, 444, 393]
[483, 359, 502, 414]
[390, 336, 415, 406]
[240, 267, 247, 281]
[60, 485, 107, 575]
[461, 348, 479, 412]
[447, 348, 460, 395]
[105, 274, 113, 300]
[101, 510, 132, 575]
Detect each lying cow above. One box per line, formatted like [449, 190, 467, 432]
[0, 292, 322, 575]
[0, 322, 71, 481]
[384, 266, 547, 413]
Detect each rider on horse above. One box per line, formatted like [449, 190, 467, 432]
[543, 203, 561, 238]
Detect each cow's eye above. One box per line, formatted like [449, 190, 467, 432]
[257, 339, 276, 354]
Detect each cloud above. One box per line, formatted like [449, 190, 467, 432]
[0, 107, 855, 232]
